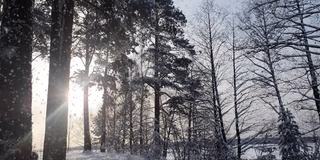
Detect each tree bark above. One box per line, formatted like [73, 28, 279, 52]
[261, 11, 286, 114]
[139, 47, 145, 154]
[295, 0, 320, 122]
[0, 0, 33, 159]
[121, 106, 127, 152]
[113, 101, 117, 151]
[83, 71, 91, 151]
[153, 7, 162, 158]
[83, 42, 92, 152]
[129, 90, 134, 154]
[232, 25, 241, 160]
[43, 0, 74, 159]
[207, 10, 228, 160]
[139, 85, 145, 154]
[207, 11, 226, 143]
[187, 107, 192, 160]
[153, 34, 162, 160]
[100, 53, 109, 152]
[100, 78, 107, 152]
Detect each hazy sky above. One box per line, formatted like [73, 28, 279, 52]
[174, 0, 243, 19]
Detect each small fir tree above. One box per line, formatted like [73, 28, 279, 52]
[278, 109, 309, 160]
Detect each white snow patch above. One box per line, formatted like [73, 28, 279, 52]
[66, 150, 145, 160]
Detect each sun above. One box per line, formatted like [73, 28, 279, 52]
[68, 83, 84, 117]
[68, 82, 103, 117]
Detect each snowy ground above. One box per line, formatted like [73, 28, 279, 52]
[34, 150, 145, 160]
[67, 151, 144, 160]
[66, 150, 145, 160]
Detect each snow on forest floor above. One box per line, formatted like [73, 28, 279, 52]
[66, 150, 145, 160]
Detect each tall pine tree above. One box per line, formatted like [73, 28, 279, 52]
[139, 0, 194, 158]
[43, 0, 74, 159]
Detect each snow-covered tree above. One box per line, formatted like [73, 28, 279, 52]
[278, 109, 309, 160]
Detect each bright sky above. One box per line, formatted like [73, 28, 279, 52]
[31, 0, 245, 151]
[174, 0, 243, 17]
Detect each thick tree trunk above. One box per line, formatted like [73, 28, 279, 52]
[43, 0, 74, 159]
[83, 72, 91, 151]
[153, 8, 162, 157]
[83, 47, 91, 151]
[153, 36, 162, 160]
[0, 0, 33, 159]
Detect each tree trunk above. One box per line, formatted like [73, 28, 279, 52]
[207, 11, 226, 143]
[232, 24, 241, 160]
[100, 53, 109, 152]
[153, 8, 162, 158]
[100, 81, 106, 152]
[121, 96, 127, 152]
[214, 82, 226, 141]
[43, 0, 74, 159]
[207, 11, 228, 160]
[0, 0, 33, 159]
[295, 0, 320, 122]
[139, 46, 145, 154]
[162, 112, 174, 159]
[83, 71, 91, 151]
[139, 85, 145, 154]
[261, 12, 285, 114]
[83, 45, 91, 152]
[129, 83, 134, 154]
[214, 72, 227, 142]
[266, 47, 286, 117]
[187, 107, 192, 160]
[113, 95, 117, 151]
[153, 38, 162, 160]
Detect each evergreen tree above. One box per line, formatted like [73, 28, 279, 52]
[134, 1, 194, 158]
[278, 109, 309, 160]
